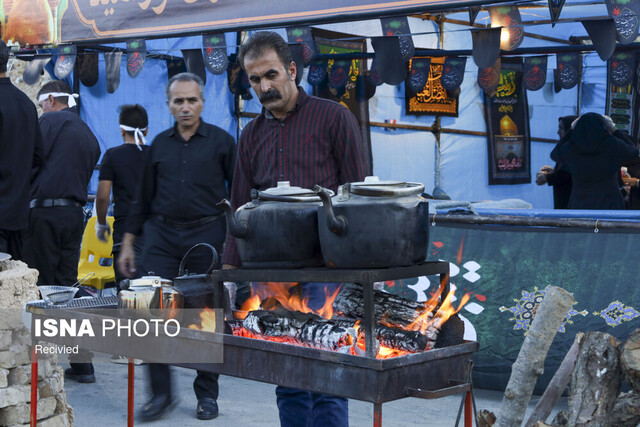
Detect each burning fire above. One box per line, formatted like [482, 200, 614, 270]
[191, 281, 470, 359]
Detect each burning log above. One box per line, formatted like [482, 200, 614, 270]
[332, 318, 431, 353]
[333, 283, 437, 329]
[242, 309, 355, 353]
[568, 332, 622, 426]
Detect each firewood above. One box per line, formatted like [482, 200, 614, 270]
[241, 309, 354, 352]
[524, 333, 584, 427]
[620, 328, 640, 393]
[611, 390, 640, 427]
[568, 332, 622, 426]
[333, 284, 436, 329]
[495, 286, 576, 427]
[476, 409, 496, 427]
[550, 411, 569, 426]
[331, 318, 432, 353]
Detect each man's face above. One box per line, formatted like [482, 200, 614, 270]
[38, 95, 55, 114]
[557, 120, 565, 139]
[167, 80, 204, 130]
[244, 49, 297, 118]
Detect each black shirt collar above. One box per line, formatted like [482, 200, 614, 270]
[169, 119, 208, 138]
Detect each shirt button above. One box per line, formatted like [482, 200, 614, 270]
[280, 123, 285, 127]
[280, 174, 284, 178]
[181, 179, 185, 183]
[184, 143, 188, 147]
[182, 160, 187, 164]
[279, 148, 283, 152]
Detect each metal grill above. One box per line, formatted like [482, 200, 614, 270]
[27, 295, 117, 310]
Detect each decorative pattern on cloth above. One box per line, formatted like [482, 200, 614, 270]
[593, 300, 640, 327]
[408, 57, 431, 92]
[406, 56, 459, 117]
[523, 56, 547, 91]
[489, 6, 524, 51]
[605, 0, 640, 44]
[328, 59, 352, 90]
[606, 51, 636, 134]
[555, 53, 581, 90]
[548, 0, 568, 27]
[126, 39, 146, 79]
[609, 51, 635, 86]
[54, 45, 76, 79]
[286, 26, 317, 66]
[441, 57, 467, 91]
[202, 33, 228, 75]
[477, 58, 501, 96]
[380, 17, 414, 61]
[307, 60, 328, 86]
[499, 285, 587, 333]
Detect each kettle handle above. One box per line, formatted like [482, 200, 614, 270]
[178, 243, 219, 276]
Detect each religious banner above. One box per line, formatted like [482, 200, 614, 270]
[405, 56, 459, 117]
[4, 0, 483, 46]
[523, 56, 547, 91]
[483, 58, 531, 185]
[556, 53, 581, 90]
[126, 39, 146, 78]
[202, 33, 228, 75]
[408, 57, 431, 92]
[488, 6, 524, 51]
[307, 60, 327, 86]
[606, 51, 637, 134]
[469, 6, 481, 26]
[441, 57, 467, 91]
[477, 58, 501, 97]
[380, 16, 414, 61]
[54, 45, 76, 79]
[286, 26, 316, 65]
[312, 28, 372, 168]
[605, 0, 640, 45]
[547, 0, 567, 27]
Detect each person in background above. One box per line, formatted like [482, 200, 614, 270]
[223, 31, 369, 427]
[23, 79, 101, 383]
[535, 115, 578, 209]
[0, 40, 44, 260]
[95, 104, 149, 285]
[118, 72, 236, 421]
[551, 113, 639, 210]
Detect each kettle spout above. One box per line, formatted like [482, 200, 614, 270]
[313, 186, 348, 236]
[217, 199, 250, 239]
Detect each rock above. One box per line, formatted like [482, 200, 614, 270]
[0, 385, 32, 408]
[0, 396, 56, 424]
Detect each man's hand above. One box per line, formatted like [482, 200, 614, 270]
[117, 233, 137, 278]
[95, 221, 111, 242]
[622, 176, 639, 187]
[535, 165, 553, 185]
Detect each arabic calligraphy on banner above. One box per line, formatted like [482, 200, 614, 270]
[483, 58, 531, 185]
[405, 56, 459, 117]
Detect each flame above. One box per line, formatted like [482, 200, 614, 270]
[239, 282, 340, 318]
[406, 286, 470, 335]
[188, 308, 216, 332]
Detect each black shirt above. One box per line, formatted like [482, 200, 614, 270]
[98, 143, 150, 242]
[0, 77, 44, 230]
[33, 107, 101, 203]
[126, 120, 236, 236]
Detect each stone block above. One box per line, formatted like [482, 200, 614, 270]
[0, 385, 32, 408]
[54, 392, 74, 423]
[34, 412, 71, 427]
[0, 330, 13, 351]
[0, 396, 56, 424]
[9, 357, 58, 385]
[38, 367, 63, 398]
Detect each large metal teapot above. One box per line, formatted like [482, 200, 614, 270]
[219, 182, 331, 268]
[117, 275, 183, 320]
[314, 176, 429, 268]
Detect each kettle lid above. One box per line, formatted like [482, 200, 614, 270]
[348, 176, 425, 196]
[262, 181, 315, 197]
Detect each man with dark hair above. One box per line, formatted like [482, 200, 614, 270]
[0, 41, 44, 259]
[118, 72, 236, 421]
[225, 31, 369, 427]
[95, 104, 149, 285]
[23, 79, 101, 382]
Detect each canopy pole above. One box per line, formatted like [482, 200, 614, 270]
[576, 57, 583, 117]
[433, 14, 445, 194]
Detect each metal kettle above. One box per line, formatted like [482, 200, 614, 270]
[117, 275, 184, 321]
[314, 176, 429, 268]
[218, 181, 331, 268]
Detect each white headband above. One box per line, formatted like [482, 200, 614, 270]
[120, 124, 148, 151]
[38, 92, 79, 108]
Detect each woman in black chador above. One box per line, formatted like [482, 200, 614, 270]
[536, 115, 578, 209]
[551, 112, 639, 210]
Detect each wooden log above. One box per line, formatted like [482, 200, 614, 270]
[494, 286, 576, 427]
[476, 409, 496, 427]
[611, 391, 640, 427]
[524, 333, 584, 427]
[568, 332, 622, 426]
[620, 328, 640, 392]
[331, 318, 432, 352]
[241, 309, 354, 352]
[333, 283, 436, 329]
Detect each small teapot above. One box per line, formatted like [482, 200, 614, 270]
[117, 275, 184, 321]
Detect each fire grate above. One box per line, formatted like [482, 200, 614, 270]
[27, 296, 117, 310]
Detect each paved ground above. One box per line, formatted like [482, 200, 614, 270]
[63, 359, 568, 426]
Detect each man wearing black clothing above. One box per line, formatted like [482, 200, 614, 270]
[24, 80, 101, 286]
[0, 41, 44, 259]
[23, 79, 101, 383]
[118, 72, 236, 421]
[95, 104, 150, 284]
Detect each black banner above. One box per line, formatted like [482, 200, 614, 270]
[405, 56, 459, 117]
[484, 58, 531, 185]
[606, 51, 637, 134]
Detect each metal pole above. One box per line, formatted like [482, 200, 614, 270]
[30, 347, 38, 426]
[577, 56, 583, 117]
[128, 360, 135, 427]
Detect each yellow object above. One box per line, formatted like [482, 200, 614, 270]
[77, 216, 116, 294]
[499, 115, 518, 136]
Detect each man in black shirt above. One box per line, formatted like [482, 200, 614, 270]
[118, 72, 236, 421]
[23, 79, 101, 383]
[95, 104, 150, 284]
[0, 41, 44, 259]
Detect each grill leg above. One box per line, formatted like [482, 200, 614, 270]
[362, 280, 376, 358]
[30, 347, 38, 426]
[128, 360, 135, 427]
[464, 391, 472, 427]
[373, 402, 382, 427]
